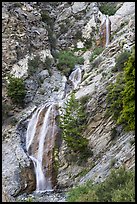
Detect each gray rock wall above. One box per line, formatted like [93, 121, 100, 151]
[2, 2, 135, 201]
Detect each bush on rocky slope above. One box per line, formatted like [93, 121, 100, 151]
[7, 75, 26, 107]
[106, 49, 135, 131]
[28, 55, 53, 77]
[98, 2, 118, 16]
[117, 49, 135, 131]
[106, 73, 124, 121]
[28, 56, 41, 76]
[89, 47, 104, 63]
[112, 51, 131, 72]
[56, 50, 84, 77]
[66, 167, 135, 202]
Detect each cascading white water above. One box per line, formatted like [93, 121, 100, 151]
[26, 106, 43, 152]
[69, 66, 82, 89]
[25, 65, 83, 193]
[29, 155, 48, 192]
[105, 15, 110, 47]
[100, 14, 110, 47]
[26, 104, 56, 192]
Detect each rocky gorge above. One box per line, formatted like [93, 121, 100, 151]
[2, 2, 135, 202]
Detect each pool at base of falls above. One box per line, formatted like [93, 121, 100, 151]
[34, 189, 54, 195]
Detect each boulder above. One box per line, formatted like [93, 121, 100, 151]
[2, 126, 36, 196]
[72, 2, 87, 14]
[109, 2, 135, 32]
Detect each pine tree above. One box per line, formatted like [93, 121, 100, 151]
[117, 49, 135, 131]
[106, 47, 135, 131]
[59, 92, 89, 154]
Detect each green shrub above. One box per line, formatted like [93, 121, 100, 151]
[67, 180, 96, 202]
[41, 11, 49, 22]
[77, 168, 91, 178]
[117, 50, 135, 131]
[90, 47, 104, 63]
[60, 23, 68, 34]
[41, 10, 53, 25]
[99, 3, 118, 16]
[25, 197, 33, 202]
[79, 95, 90, 106]
[56, 51, 84, 77]
[129, 138, 135, 146]
[74, 30, 83, 40]
[7, 75, 26, 106]
[95, 167, 135, 202]
[14, 2, 22, 7]
[106, 73, 124, 121]
[28, 55, 52, 76]
[112, 51, 131, 72]
[66, 167, 135, 202]
[112, 182, 135, 202]
[17, 196, 34, 202]
[110, 127, 118, 140]
[44, 56, 52, 68]
[73, 47, 88, 53]
[102, 72, 107, 77]
[28, 55, 41, 76]
[110, 158, 116, 167]
[59, 92, 92, 159]
[106, 49, 135, 131]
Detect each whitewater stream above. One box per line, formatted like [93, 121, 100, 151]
[105, 15, 110, 47]
[25, 65, 83, 195]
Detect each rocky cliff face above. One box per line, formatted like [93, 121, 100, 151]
[2, 2, 135, 202]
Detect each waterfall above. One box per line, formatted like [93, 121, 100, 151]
[105, 15, 110, 47]
[100, 14, 111, 47]
[69, 65, 82, 90]
[26, 106, 43, 153]
[25, 65, 83, 193]
[26, 104, 59, 192]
